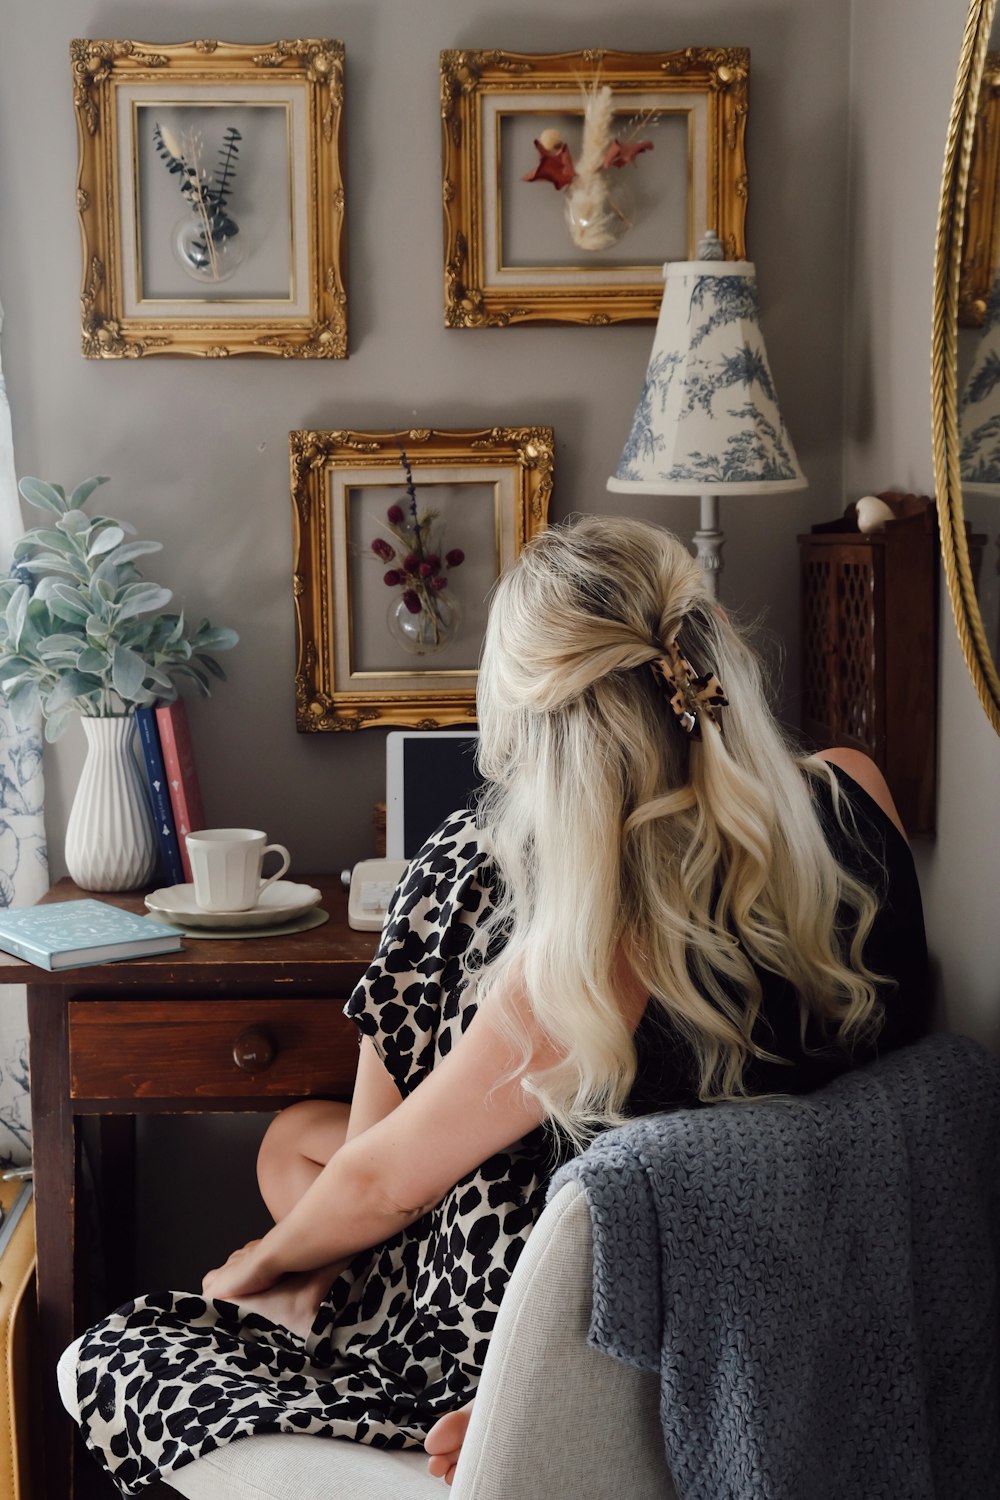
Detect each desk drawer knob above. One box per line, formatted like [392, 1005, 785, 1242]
[233, 1028, 275, 1072]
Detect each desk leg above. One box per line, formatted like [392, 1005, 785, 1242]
[99, 1114, 136, 1305]
[28, 983, 78, 1500]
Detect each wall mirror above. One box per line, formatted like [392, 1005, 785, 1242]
[933, 0, 1000, 733]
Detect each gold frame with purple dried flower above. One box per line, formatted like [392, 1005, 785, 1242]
[291, 427, 553, 730]
[441, 47, 749, 328]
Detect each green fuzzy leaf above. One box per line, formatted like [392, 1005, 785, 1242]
[111, 643, 147, 700]
[14, 528, 78, 558]
[87, 526, 126, 560]
[196, 653, 228, 681]
[57, 511, 92, 537]
[18, 477, 67, 516]
[105, 539, 163, 568]
[5, 585, 29, 650]
[43, 705, 81, 742]
[76, 648, 108, 675]
[4, 679, 41, 729]
[44, 672, 101, 714]
[191, 625, 239, 652]
[116, 584, 173, 621]
[37, 581, 91, 626]
[68, 476, 110, 510]
[36, 634, 85, 660]
[17, 554, 86, 579]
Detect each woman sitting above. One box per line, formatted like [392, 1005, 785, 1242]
[62, 516, 929, 1495]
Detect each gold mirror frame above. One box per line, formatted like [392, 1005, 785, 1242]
[932, 0, 1000, 733]
[291, 426, 553, 730]
[72, 39, 347, 358]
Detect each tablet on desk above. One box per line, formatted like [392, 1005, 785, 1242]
[349, 731, 483, 931]
[385, 730, 482, 859]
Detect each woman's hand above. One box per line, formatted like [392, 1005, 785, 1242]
[202, 1238, 278, 1302]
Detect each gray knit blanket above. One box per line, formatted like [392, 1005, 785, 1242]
[550, 1034, 1000, 1500]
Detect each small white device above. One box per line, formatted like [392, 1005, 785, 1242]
[385, 730, 481, 859]
[347, 858, 409, 931]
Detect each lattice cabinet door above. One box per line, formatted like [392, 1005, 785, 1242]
[800, 543, 884, 760]
[799, 495, 937, 836]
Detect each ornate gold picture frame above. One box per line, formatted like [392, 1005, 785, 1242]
[72, 38, 347, 357]
[441, 48, 748, 328]
[292, 428, 553, 730]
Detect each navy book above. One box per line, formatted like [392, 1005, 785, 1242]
[135, 706, 185, 886]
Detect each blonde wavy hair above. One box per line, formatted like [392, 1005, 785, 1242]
[470, 515, 884, 1144]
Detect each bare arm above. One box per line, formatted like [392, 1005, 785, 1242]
[346, 1035, 403, 1141]
[202, 985, 557, 1301]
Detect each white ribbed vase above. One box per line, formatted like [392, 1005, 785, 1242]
[64, 716, 157, 892]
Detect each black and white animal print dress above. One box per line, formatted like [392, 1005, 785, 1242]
[68, 810, 556, 1497]
[67, 774, 930, 1495]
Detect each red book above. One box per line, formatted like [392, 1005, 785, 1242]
[155, 700, 206, 883]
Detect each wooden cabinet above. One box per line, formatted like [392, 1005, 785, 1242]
[0, 877, 376, 1500]
[798, 493, 938, 836]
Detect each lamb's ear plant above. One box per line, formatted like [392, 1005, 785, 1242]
[0, 475, 238, 742]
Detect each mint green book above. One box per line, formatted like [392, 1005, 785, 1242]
[0, 899, 184, 970]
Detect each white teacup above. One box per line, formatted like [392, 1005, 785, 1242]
[186, 828, 291, 913]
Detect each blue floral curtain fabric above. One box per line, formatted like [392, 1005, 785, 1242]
[0, 297, 48, 1167]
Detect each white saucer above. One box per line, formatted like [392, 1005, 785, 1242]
[145, 880, 322, 930]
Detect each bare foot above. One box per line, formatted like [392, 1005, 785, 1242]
[230, 1266, 340, 1341]
[425, 1400, 476, 1487]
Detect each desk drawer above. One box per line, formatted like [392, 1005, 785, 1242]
[68, 998, 359, 1100]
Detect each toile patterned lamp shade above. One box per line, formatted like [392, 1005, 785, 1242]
[607, 260, 807, 495]
[959, 274, 1000, 490]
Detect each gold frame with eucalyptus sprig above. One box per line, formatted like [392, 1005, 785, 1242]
[440, 47, 748, 328]
[291, 427, 553, 731]
[72, 38, 347, 358]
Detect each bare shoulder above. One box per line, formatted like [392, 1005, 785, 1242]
[814, 748, 907, 840]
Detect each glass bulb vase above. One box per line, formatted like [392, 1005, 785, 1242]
[386, 593, 461, 656]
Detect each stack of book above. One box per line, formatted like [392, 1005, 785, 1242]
[135, 701, 205, 886]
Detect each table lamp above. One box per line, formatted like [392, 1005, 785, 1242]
[607, 231, 806, 597]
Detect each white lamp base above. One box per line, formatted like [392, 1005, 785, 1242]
[692, 493, 723, 599]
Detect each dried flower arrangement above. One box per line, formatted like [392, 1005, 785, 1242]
[370, 452, 465, 653]
[153, 121, 243, 281]
[523, 82, 653, 251]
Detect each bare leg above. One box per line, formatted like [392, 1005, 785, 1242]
[425, 1400, 476, 1487]
[256, 1098, 350, 1220]
[214, 1101, 352, 1338]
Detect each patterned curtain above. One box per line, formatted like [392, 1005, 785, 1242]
[0, 296, 48, 1167]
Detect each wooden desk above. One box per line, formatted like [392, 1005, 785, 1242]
[0, 875, 377, 1500]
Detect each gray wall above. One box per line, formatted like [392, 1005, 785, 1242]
[845, 0, 1000, 1052]
[0, 0, 848, 886]
[4, 0, 997, 1278]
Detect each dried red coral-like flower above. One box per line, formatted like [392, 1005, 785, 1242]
[383, 569, 402, 586]
[602, 138, 654, 170]
[522, 139, 575, 190]
[371, 537, 395, 562]
[402, 589, 422, 614]
[445, 548, 465, 568]
[386, 503, 404, 524]
[403, 553, 419, 573]
[431, 576, 448, 592]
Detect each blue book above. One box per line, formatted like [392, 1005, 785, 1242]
[0, 899, 184, 971]
[135, 705, 185, 886]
